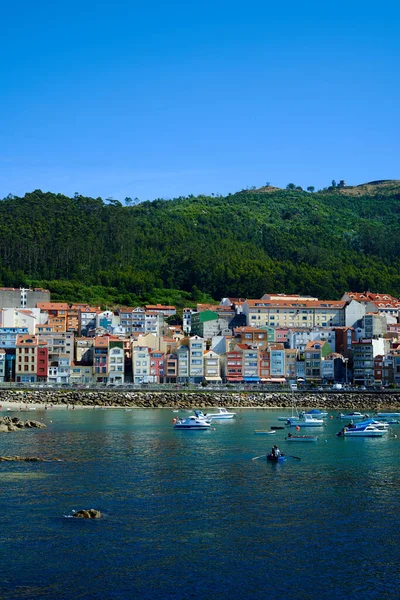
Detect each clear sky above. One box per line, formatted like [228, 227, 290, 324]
[1, 0, 399, 201]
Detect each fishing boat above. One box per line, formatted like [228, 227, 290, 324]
[254, 430, 276, 435]
[203, 407, 236, 420]
[286, 434, 318, 442]
[337, 425, 387, 437]
[173, 416, 211, 430]
[287, 414, 324, 427]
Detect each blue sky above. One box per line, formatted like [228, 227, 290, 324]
[1, 1, 399, 200]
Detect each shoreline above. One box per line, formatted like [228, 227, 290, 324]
[0, 390, 399, 412]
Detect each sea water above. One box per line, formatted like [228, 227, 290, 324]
[0, 407, 399, 599]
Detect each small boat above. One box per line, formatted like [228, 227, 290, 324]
[338, 412, 368, 420]
[271, 426, 285, 430]
[254, 430, 276, 435]
[302, 409, 328, 418]
[266, 453, 286, 462]
[337, 425, 387, 437]
[375, 412, 400, 419]
[203, 408, 236, 420]
[287, 414, 324, 427]
[286, 434, 318, 442]
[173, 416, 211, 430]
[278, 415, 300, 421]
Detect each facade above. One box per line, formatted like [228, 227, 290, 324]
[94, 337, 109, 383]
[351, 338, 389, 386]
[132, 346, 151, 384]
[149, 350, 165, 383]
[0, 287, 50, 309]
[203, 350, 222, 382]
[15, 334, 48, 383]
[0, 349, 6, 382]
[176, 345, 189, 383]
[182, 308, 194, 334]
[223, 350, 243, 383]
[189, 336, 205, 383]
[243, 297, 346, 329]
[233, 326, 272, 350]
[108, 341, 125, 385]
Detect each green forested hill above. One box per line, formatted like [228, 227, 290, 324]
[1, 182, 400, 307]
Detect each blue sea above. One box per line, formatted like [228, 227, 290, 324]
[0, 407, 399, 600]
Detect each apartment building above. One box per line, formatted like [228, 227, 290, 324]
[243, 297, 346, 329]
[189, 336, 205, 383]
[149, 350, 165, 383]
[352, 338, 390, 386]
[132, 346, 151, 384]
[223, 349, 243, 383]
[94, 336, 109, 383]
[233, 326, 273, 350]
[0, 287, 50, 309]
[108, 339, 125, 385]
[203, 349, 222, 383]
[15, 334, 48, 383]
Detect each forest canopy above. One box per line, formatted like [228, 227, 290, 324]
[1, 183, 400, 308]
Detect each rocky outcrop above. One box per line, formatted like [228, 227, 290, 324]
[0, 456, 45, 461]
[0, 416, 46, 432]
[73, 509, 101, 519]
[0, 389, 399, 411]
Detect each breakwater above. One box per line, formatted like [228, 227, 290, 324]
[1, 389, 400, 411]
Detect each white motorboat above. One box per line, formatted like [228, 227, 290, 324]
[254, 430, 276, 435]
[338, 412, 368, 420]
[203, 408, 236, 420]
[287, 414, 324, 427]
[278, 415, 300, 421]
[173, 416, 211, 430]
[340, 425, 387, 437]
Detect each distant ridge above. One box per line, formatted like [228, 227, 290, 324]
[248, 179, 400, 195]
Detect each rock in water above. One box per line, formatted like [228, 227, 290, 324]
[0, 456, 45, 462]
[73, 509, 101, 519]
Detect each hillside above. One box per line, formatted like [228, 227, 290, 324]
[0, 182, 400, 307]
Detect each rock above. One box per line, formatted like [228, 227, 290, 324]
[73, 509, 101, 519]
[0, 456, 45, 461]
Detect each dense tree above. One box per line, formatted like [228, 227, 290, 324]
[0, 184, 400, 307]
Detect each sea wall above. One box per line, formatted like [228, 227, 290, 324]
[1, 389, 400, 411]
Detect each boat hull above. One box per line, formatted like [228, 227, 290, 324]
[286, 436, 318, 442]
[174, 424, 210, 430]
[343, 430, 385, 437]
[254, 430, 276, 435]
[266, 454, 285, 462]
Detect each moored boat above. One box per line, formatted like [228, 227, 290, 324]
[301, 409, 328, 418]
[173, 416, 211, 430]
[375, 412, 400, 419]
[286, 434, 318, 442]
[203, 408, 236, 420]
[338, 412, 369, 420]
[254, 430, 276, 435]
[337, 425, 387, 437]
[287, 414, 324, 427]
